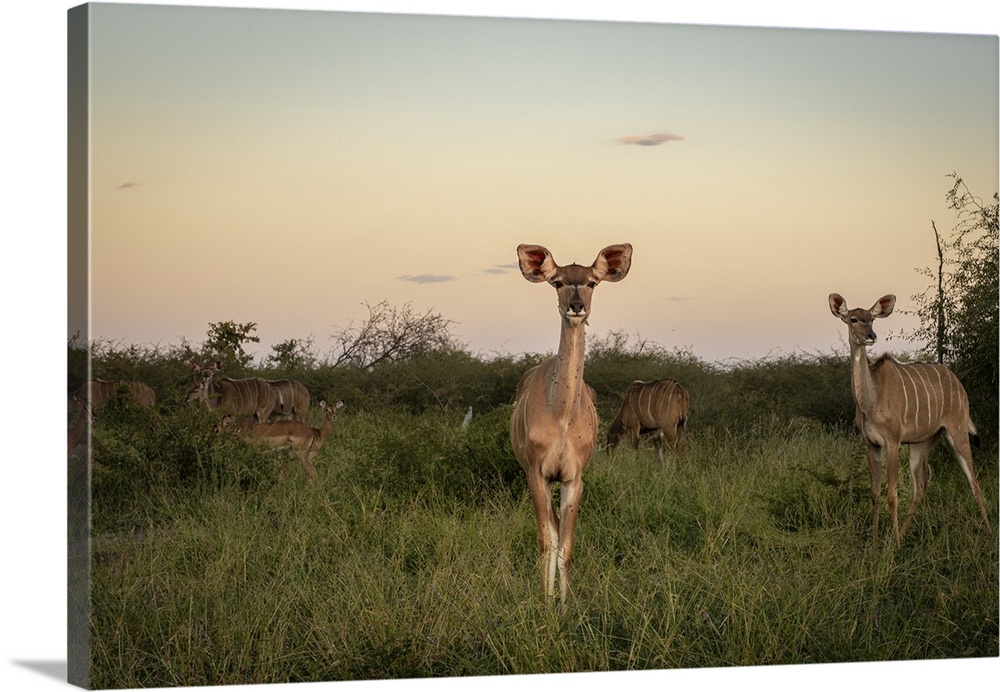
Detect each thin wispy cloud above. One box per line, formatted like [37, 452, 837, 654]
[117, 181, 139, 189]
[397, 274, 458, 284]
[484, 263, 517, 275]
[618, 132, 684, 147]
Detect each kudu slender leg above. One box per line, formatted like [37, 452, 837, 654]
[945, 431, 992, 531]
[651, 433, 665, 468]
[884, 442, 902, 547]
[866, 444, 883, 540]
[526, 470, 559, 599]
[899, 440, 932, 538]
[556, 477, 584, 611]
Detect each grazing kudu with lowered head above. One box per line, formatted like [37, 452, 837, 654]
[606, 378, 689, 466]
[267, 379, 311, 422]
[186, 360, 277, 423]
[829, 293, 991, 545]
[510, 242, 632, 612]
[249, 400, 344, 483]
[70, 379, 156, 416]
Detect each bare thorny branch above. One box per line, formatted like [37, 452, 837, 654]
[328, 300, 460, 369]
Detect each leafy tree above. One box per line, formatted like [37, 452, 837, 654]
[203, 320, 260, 370]
[909, 174, 998, 445]
[266, 337, 317, 372]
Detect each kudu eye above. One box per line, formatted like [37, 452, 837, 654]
[551, 280, 564, 289]
[587, 281, 597, 289]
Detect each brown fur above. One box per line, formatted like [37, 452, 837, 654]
[267, 379, 311, 422]
[606, 378, 689, 465]
[509, 243, 632, 612]
[250, 401, 344, 483]
[829, 293, 991, 545]
[186, 360, 277, 422]
[70, 379, 156, 414]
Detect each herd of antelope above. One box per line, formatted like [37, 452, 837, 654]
[68, 241, 993, 613]
[66, 362, 345, 484]
[510, 243, 991, 612]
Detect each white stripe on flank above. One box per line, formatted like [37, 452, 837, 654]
[911, 365, 930, 430]
[931, 366, 945, 427]
[895, 363, 911, 427]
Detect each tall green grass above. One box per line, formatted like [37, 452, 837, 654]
[87, 404, 998, 688]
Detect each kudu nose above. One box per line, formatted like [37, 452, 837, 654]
[568, 296, 586, 315]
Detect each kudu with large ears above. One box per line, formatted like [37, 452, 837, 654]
[510, 243, 632, 613]
[829, 292, 991, 546]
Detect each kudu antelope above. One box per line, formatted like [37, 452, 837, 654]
[606, 378, 689, 466]
[186, 360, 277, 423]
[70, 379, 156, 415]
[267, 379, 311, 422]
[509, 242, 632, 611]
[829, 293, 991, 545]
[67, 402, 95, 457]
[249, 400, 344, 483]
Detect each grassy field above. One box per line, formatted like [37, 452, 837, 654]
[85, 402, 998, 688]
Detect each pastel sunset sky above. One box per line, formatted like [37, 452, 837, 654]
[2, 3, 999, 692]
[76, 1, 998, 364]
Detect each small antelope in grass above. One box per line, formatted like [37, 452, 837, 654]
[509, 242, 632, 612]
[606, 378, 689, 466]
[212, 413, 258, 436]
[829, 293, 991, 545]
[250, 400, 344, 483]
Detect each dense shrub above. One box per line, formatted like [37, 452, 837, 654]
[336, 405, 521, 504]
[90, 396, 280, 532]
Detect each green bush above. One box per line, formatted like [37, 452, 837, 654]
[336, 405, 520, 504]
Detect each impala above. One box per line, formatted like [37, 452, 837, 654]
[267, 379, 311, 422]
[606, 378, 689, 466]
[829, 293, 991, 545]
[509, 242, 632, 612]
[249, 400, 344, 483]
[186, 360, 277, 423]
[211, 413, 258, 436]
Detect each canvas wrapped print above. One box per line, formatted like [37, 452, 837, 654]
[66, 1, 998, 690]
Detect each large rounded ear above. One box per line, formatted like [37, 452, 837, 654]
[870, 294, 896, 319]
[517, 244, 558, 283]
[593, 243, 632, 282]
[829, 293, 848, 319]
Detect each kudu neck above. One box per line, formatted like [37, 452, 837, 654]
[547, 320, 588, 417]
[849, 340, 879, 414]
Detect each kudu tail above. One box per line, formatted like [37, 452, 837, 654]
[969, 418, 981, 448]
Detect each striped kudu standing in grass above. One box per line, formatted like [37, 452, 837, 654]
[186, 360, 278, 424]
[829, 293, 991, 545]
[267, 379, 311, 423]
[510, 243, 632, 612]
[70, 379, 156, 416]
[606, 378, 689, 466]
[67, 402, 95, 457]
